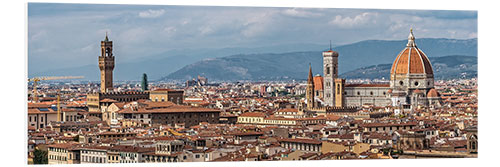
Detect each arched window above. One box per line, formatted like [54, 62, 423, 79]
[105, 48, 111, 57]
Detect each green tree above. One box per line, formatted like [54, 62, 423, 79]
[33, 148, 48, 164]
[141, 73, 148, 91]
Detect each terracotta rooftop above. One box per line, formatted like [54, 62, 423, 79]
[278, 138, 322, 145]
[239, 112, 266, 117]
[313, 76, 324, 91]
[118, 105, 220, 114]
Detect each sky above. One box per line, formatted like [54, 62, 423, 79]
[28, 3, 477, 73]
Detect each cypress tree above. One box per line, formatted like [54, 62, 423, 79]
[141, 73, 148, 91]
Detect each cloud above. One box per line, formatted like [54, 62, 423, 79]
[281, 8, 322, 18]
[199, 26, 214, 35]
[329, 12, 379, 29]
[138, 9, 165, 18]
[240, 12, 275, 38]
[163, 26, 176, 34]
[80, 43, 95, 52]
[30, 30, 47, 41]
[27, 4, 477, 75]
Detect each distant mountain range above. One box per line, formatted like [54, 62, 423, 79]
[32, 38, 477, 81]
[341, 55, 477, 80]
[164, 38, 477, 81]
[31, 43, 328, 81]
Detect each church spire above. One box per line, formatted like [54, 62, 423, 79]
[407, 28, 416, 47]
[308, 63, 314, 84]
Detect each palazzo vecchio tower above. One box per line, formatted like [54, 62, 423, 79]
[99, 33, 114, 92]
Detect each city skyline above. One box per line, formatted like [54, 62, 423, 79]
[25, 2, 479, 165]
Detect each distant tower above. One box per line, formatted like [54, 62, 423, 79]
[306, 64, 315, 109]
[323, 46, 339, 107]
[141, 73, 148, 91]
[99, 33, 115, 92]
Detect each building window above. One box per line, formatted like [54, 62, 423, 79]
[326, 67, 330, 75]
[357, 92, 360, 96]
[414, 81, 419, 86]
[370, 91, 373, 96]
[399, 81, 404, 86]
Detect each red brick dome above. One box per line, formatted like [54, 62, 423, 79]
[427, 88, 440, 98]
[390, 29, 433, 76]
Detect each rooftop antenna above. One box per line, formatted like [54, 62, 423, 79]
[329, 40, 332, 51]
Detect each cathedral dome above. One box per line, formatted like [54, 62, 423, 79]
[427, 88, 440, 98]
[390, 29, 433, 76]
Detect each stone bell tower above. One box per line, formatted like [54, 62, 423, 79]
[323, 47, 339, 107]
[99, 33, 114, 92]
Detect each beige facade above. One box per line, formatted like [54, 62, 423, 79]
[80, 147, 109, 164]
[149, 89, 184, 104]
[102, 102, 123, 125]
[48, 143, 79, 164]
[142, 140, 184, 163]
[334, 78, 345, 107]
[107, 151, 120, 163]
[237, 112, 298, 126]
[321, 141, 370, 155]
[279, 138, 322, 152]
[28, 108, 58, 129]
[86, 92, 149, 112]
